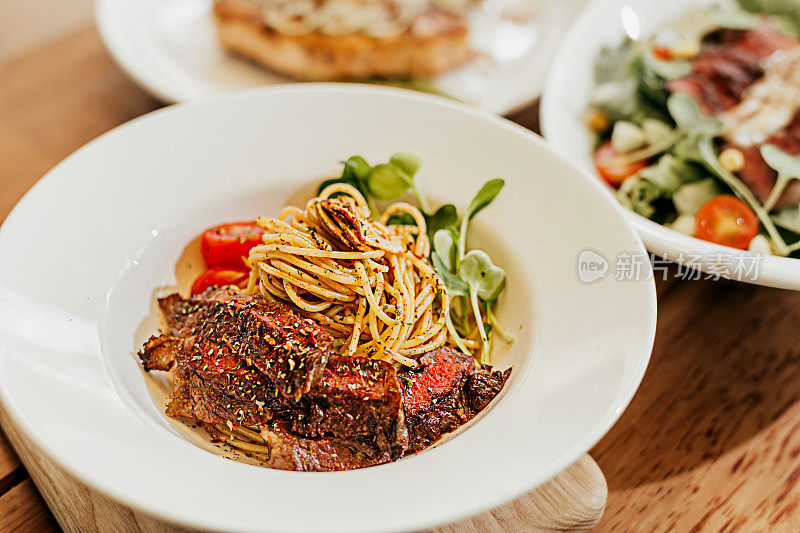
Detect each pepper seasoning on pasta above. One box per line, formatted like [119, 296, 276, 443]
[245, 183, 456, 367]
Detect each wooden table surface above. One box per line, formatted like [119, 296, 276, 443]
[2, 25, 800, 533]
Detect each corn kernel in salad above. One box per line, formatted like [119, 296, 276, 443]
[585, 108, 610, 133]
[719, 148, 745, 172]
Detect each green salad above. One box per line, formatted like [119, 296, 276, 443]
[587, 0, 800, 257]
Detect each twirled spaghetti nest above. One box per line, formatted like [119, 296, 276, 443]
[246, 183, 452, 367]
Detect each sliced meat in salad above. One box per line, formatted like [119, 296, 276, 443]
[587, 0, 800, 257]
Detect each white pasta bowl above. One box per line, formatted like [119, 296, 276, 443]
[542, 0, 800, 290]
[0, 85, 655, 533]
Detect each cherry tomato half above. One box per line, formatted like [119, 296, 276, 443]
[190, 266, 249, 295]
[593, 141, 648, 187]
[695, 195, 759, 250]
[201, 221, 265, 267]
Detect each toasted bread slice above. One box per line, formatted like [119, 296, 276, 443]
[213, 0, 473, 80]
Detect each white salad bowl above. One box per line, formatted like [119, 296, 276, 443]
[542, 0, 800, 290]
[0, 85, 655, 532]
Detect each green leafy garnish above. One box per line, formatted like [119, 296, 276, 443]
[367, 163, 411, 200]
[458, 250, 507, 359]
[667, 93, 723, 136]
[458, 178, 505, 264]
[425, 204, 458, 240]
[433, 228, 457, 270]
[760, 144, 800, 211]
[432, 251, 469, 297]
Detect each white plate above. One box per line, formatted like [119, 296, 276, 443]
[541, 0, 800, 290]
[0, 85, 655, 532]
[95, 0, 588, 114]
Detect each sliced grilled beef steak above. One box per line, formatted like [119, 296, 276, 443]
[158, 287, 333, 399]
[139, 334, 281, 426]
[140, 335, 408, 455]
[398, 346, 509, 453]
[142, 290, 409, 457]
[465, 367, 513, 411]
[139, 289, 511, 471]
[259, 422, 391, 472]
[292, 355, 408, 458]
[668, 22, 797, 114]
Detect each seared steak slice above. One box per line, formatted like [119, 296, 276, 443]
[139, 335, 181, 372]
[158, 287, 333, 399]
[399, 346, 509, 453]
[465, 368, 512, 411]
[142, 304, 408, 454]
[259, 422, 391, 472]
[139, 334, 281, 426]
[399, 347, 475, 452]
[292, 355, 408, 458]
[668, 22, 797, 115]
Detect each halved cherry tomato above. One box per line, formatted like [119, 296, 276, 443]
[695, 195, 759, 250]
[593, 141, 648, 187]
[201, 221, 265, 267]
[190, 266, 249, 295]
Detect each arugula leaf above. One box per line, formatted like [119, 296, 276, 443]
[592, 80, 641, 122]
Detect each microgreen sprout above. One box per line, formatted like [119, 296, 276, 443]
[458, 250, 507, 359]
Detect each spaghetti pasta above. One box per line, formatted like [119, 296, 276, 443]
[245, 184, 457, 367]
